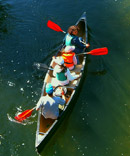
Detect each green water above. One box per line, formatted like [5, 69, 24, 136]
[0, 0, 130, 155]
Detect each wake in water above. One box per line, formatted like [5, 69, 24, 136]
[7, 114, 27, 125]
[7, 108, 36, 125]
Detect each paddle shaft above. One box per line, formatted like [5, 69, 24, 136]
[33, 63, 53, 71]
[34, 48, 108, 72]
[76, 51, 108, 56]
[76, 47, 108, 56]
[21, 106, 36, 118]
[76, 52, 93, 55]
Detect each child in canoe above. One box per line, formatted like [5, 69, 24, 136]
[52, 56, 80, 86]
[62, 45, 77, 70]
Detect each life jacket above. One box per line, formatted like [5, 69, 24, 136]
[62, 52, 75, 68]
[65, 34, 74, 46]
[56, 68, 67, 81]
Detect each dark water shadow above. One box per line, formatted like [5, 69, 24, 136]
[0, 1, 12, 37]
[89, 69, 107, 76]
[87, 24, 102, 49]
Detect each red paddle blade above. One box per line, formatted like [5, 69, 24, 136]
[15, 109, 33, 122]
[88, 47, 108, 55]
[47, 20, 64, 32]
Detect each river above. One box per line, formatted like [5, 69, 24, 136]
[0, 0, 130, 156]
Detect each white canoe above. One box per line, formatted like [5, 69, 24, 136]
[35, 12, 88, 153]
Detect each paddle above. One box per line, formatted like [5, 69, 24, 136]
[47, 20, 66, 33]
[34, 48, 108, 72]
[47, 20, 88, 45]
[33, 62, 53, 71]
[47, 21, 108, 55]
[76, 47, 108, 56]
[15, 107, 36, 122]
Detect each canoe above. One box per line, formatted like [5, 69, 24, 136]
[35, 12, 88, 153]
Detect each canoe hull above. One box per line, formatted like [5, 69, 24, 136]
[35, 12, 88, 153]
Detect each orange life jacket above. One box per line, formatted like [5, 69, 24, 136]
[62, 52, 75, 68]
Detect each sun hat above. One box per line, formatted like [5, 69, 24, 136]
[45, 83, 53, 94]
[64, 46, 75, 52]
[55, 57, 64, 65]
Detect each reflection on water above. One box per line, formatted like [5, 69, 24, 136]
[89, 69, 107, 76]
[0, 1, 11, 35]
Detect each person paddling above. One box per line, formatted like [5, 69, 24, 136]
[62, 46, 77, 70]
[64, 25, 89, 53]
[52, 56, 80, 86]
[36, 83, 66, 119]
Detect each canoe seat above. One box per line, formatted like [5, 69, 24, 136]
[71, 64, 82, 74]
[39, 132, 45, 135]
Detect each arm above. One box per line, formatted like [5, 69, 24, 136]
[61, 89, 66, 102]
[36, 97, 44, 111]
[72, 36, 90, 49]
[66, 68, 78, 81]
[56, 88, 66, 106]
[71, 36, 86, 49]
[53, 65, 59, 77]
[53, 67, 56, 77]
[57, 95, 66, 106]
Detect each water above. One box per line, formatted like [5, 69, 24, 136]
[0, 0, 130, 155]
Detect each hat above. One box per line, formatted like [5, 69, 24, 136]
[55, 57, 64, 65]
[46, 83, 53, 94]
[64, 46, 75, 52]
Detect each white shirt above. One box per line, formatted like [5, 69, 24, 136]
[36, 95, 65, 119]
[53, 65, 79, 84]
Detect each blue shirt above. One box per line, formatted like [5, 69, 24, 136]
[36, 95, 65, 119]
[64, 33, 86, 53]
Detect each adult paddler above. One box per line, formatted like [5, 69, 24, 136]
[64, 25, 90, 53]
